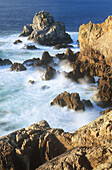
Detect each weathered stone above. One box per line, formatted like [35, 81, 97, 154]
[50, 91, 85, 111]
[28, 80, 35, 84]
[23, 44, 38, 50]
[23, 58, 39, 66]
[9, 63, 27, 71]
[54, 44, 73, 50]
[100, 107, 112, 115]
[82, 99, 93, 108]
[78, 16, 112, 63]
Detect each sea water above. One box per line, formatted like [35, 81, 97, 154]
[0, 0, 112, 136]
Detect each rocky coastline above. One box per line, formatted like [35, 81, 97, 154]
[0, 13, 112, 169]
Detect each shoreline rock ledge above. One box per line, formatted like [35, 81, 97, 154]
[19, 11, 73, 46]
[0, 110, 112, 169]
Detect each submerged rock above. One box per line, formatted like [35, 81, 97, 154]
[23, 57, 40, 66]
[50, 91, 85, 111]
[0, 58, 12, 66]
[54, 43, 73, 50]
[9, 63, 27, 71]
[20, 11, 72, 46]
[23, 44, 38, 50]
[13, 39, 22, 44]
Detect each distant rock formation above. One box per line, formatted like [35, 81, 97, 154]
[0, 110, 112, 169]
[20, 11, 72, 46]
[78, 16, 112, 63]
[0, 58, 12, 66]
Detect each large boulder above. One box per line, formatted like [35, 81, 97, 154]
[20, 11, 72, 46]
[45, 67, 56, 80]
[50, 91, 85, 111]
[78, 16, 112, 63]
[9, 63, 27, 71]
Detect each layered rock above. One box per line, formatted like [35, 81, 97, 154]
[20, 11, 72, 46]
[9, 63, 27, 71]
[50, 91, 85, 111]
[0, 110, 112, 169]
[78, 16, 112, 63]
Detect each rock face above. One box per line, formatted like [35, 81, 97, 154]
[1, 110, 112, 170]
[50, 91, 85, 111]
[20, 11, 72, 46]
[9, 63, 27, 71]
[78, 16, 112, 63]
[0, 58, 12, 66]
[37, 110, 112, 170]
[13, 39, 22, 44]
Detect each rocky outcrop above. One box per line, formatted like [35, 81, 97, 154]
[23, 58, 40, 66]
[78, 16, 112, 63]
[0, 58, 12, 66]
[50, 91, 85, 111]
[0, 120, 73, 170]
[20, 11, 72, 46]
[0, 110, 112, 170]
[9, 63, 27, 71]
[45, 67, 56, 80]
[54, 44, 73, 50]
[34, 51, 53, 67]
[13, 39, 22, 44]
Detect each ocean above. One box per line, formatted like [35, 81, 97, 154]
[0, 0, 111, 136]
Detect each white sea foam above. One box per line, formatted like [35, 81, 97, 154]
[0, 32, 102, 137]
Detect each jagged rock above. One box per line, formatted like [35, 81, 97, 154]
[23, 58, 40, 66]
[45, 67, 56, 80]
[78, 16, 112, 62]
[34, 51, 53, 67]
[0, 120, 73, 170]
[50, 91, 85, 111]
[9, 63, 27, 71]
[20, 11, 72, 46]
[82, 99, 93, 108]
[13, 39, 22, 44]
[19, 24, 33, 37]
[0, 58, 12, 66]
[54, 44, 73, 50]
[23, 44, 38, 50]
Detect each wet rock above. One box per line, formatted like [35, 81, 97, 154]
[13, 39, 22, 44]
[0, 58, 12, 66]
[54, 43, 73, 50]
[23, 58, 39, 66]
[9, 63, 27, 71]
[50, 91, 85, 111]
[20, 11, 72, 46]
[23, 44, 38, 50]
[28, 80, 35, 84]
[19, 24, 33, 37]
[82, 99, 93, 108]
[41, 85, 50, 90]
[34, 51, 53, 67]
[45, 67, 56, 80]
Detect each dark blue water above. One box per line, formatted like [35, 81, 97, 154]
[0, 0, 112, 34]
